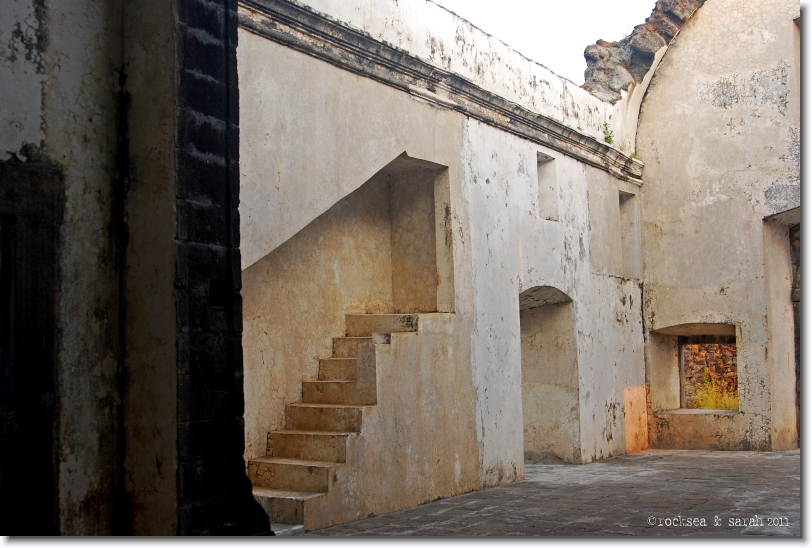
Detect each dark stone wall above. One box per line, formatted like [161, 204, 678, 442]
[174, 0, 269, 535]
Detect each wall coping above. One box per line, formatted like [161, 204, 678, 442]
[237, 0, 644, 185]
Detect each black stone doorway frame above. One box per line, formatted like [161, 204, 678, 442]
[174, 0, 269, 535]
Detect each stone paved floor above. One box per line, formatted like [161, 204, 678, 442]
[307, 449, 801, 537]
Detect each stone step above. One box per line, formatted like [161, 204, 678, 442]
[248, 456, 343, 492]
[270, 523, 305, 536]
[318, 358, 357, 380]
[345, 314, 418, 337]
[302, 380, 376, 405]
[285, 403, 365, 432]
[252, 486, 325, 526]
[332, 337, 372, 358]
[267, 430, 351, 463]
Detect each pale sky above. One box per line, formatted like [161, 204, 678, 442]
[430, 0, 663, 85]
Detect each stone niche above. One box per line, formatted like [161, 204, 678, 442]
[647, 322, 737, 412]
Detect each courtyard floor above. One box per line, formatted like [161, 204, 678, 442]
[306, 449, 801, 537]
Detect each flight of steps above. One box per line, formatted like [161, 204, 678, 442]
[248, 313, 419, 531]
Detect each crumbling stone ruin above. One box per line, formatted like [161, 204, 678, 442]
[583, 0, 706, 101]
[0, 0, 800, 535]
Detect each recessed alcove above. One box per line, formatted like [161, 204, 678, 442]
[648, 323, 737, 412]
[519, 286, 580, 464]
[536, 152, 559, 222]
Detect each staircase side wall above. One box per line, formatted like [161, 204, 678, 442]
[302, 315, 480, 530]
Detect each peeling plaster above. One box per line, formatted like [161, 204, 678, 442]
[697, 62, 789, 114]
[0, 0, 47, 160]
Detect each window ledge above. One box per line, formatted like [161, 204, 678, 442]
[654, 409, 740, 416]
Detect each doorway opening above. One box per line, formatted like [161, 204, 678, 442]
[519, 286, 580, 464]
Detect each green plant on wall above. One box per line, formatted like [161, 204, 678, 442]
[602, 122, 614, 145]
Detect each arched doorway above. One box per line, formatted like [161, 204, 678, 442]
[519, 286, 581, 464]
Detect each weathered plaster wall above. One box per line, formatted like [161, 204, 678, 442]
[4, 0, 263, 534]
[468, 123, 648, 467]
[577, 166, 647, 460]
[762, 219, 797, 449]
[267, 316, 481, 531]
[239, 0, 650, 524]
[239, 24, 485, 521]
[239, 29, 467, 468]
[350, 317, 479, 518]
[238, 31, 463, 268]
[637, 0, 800, 450]
[461, 118, 647, 467]
[0, 0, 47, 161]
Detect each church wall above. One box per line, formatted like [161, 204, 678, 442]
[637, 0, 800, 450]
[3, 0, 798, 534]
[238, 0, 652, 504]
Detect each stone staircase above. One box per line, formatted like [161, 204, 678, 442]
[248, 313, 419, 530]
